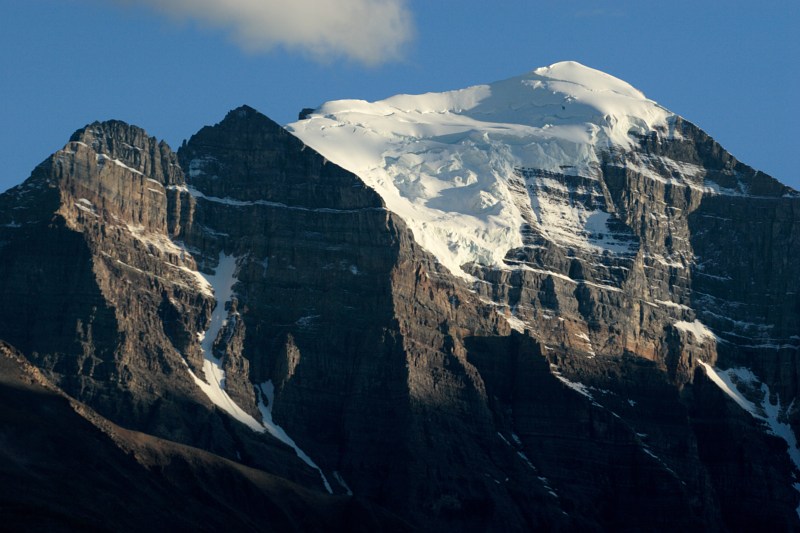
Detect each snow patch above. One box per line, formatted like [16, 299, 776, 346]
[497, 432, 511, 446]
[516, 450, 536, 471]
[125, 224, 175, 256]
[504, 313, 527, 333]
[96, 153, 143, 176]
[332, 471, 353, 496]
[503, 261, 623, 293]
[188, 156, 216, 178]
[699, 361, 800, 513]
[295, 315, 320, 328]
[674, 320, 716, 344]
[550, 364, 597, 403]
[655, 299, 690, 311]
[75, 198, 98, 217]
[256, 381, 332, 493]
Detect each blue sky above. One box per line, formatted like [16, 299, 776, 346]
[1, 0, 798, 192]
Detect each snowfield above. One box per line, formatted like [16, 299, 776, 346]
[289, 61, 673, 278]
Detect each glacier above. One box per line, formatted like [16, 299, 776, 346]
[289, 61, 673, 278]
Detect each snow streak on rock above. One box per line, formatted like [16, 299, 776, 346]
[185, 254, 265, 431]
[699, 361, 800, 517]
[674, 320, 717, 344]
[256, 381, 333, 494]
[183, 253, 332, 493]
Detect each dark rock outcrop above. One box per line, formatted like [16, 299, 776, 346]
[0, 341, 408, 532]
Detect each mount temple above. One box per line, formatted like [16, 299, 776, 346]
[1, 62, 799, 531]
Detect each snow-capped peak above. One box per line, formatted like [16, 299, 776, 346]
[288, 62, 673, 278]
[534, 61, 647, 99]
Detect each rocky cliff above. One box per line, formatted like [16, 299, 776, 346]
[1, 66, 799, 531]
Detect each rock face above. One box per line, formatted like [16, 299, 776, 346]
[0, 118, 344, 491]
[1, 92, 799, 531]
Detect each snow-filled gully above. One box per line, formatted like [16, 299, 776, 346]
[699, 361, 800, 517]
[184, 253, 332, 493]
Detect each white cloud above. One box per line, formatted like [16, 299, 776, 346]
[110, 0, 414, 65]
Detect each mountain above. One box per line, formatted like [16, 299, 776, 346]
[1, 62, 799, 531]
